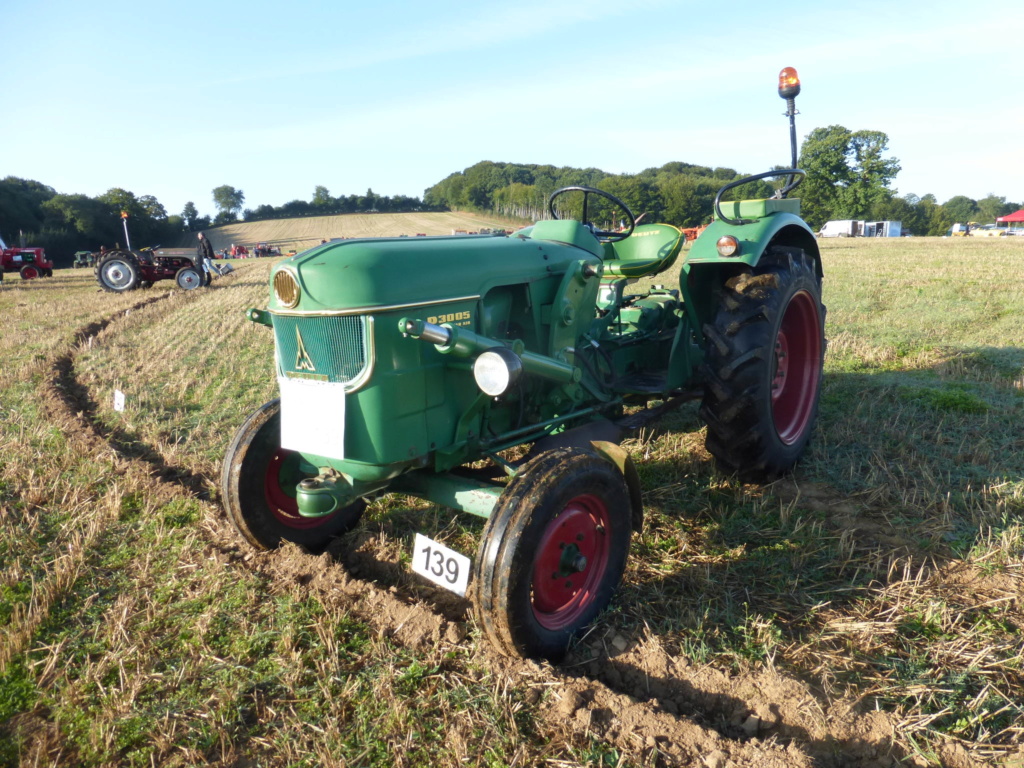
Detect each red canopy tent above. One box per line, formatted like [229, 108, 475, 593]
[996, 209, 1024, 230]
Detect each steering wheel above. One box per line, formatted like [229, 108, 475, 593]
[547, 186, 636, 242]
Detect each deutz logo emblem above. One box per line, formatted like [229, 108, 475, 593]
[295, 328, 316, 371]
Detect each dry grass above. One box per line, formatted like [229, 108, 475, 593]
[185, 210, 528, 253]
[2, 234, 1024, 767]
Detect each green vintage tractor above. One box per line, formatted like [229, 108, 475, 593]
[222, 68, 825, 660]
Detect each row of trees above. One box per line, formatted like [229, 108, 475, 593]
[3, 124, 1019, 264]
[425, 127, 1020, 236]
[0, 181, 430, 264]
[0, 177, 186, 260]
[237, 186, 431, 223]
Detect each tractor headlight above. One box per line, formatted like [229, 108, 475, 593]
[274, 269, 300, 308]
[473, 347, 523, 397]
[716, 235, 741, 257]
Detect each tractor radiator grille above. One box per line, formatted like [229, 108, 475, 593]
[272, 314, 369, 386]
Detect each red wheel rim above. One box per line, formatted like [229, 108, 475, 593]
[771, 290, 822, 444]
[22, 266, 39, 279]
[264, 447, 337, 529]
[531, 494, 611, 631]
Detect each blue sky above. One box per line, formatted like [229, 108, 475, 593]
[3, 0, 1020, 218]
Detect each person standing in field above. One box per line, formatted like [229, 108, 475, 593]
[196, 231, 216, 286]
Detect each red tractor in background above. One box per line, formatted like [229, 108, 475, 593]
[1, 235, 54, 280]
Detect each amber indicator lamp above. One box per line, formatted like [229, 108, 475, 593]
[778, 67, 800, 99]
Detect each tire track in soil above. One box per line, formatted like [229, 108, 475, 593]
[42, 292, 908, 768]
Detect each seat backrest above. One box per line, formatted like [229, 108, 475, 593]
[602, 223, 684, 279]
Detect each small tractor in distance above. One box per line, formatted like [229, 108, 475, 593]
[73, 251, 97, 269]
[95, 246, 213, 292]
[1, 235, 54, 280]
[222, 68, 826, 660]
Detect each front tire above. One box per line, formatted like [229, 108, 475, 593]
[700, 246, 826, 480]
[96, 251, 141, 292]
[472, 447, 632, 660]
[175, 266, 203, 290]
[221, 399, 365, 551]
[19, 265, 40, 280]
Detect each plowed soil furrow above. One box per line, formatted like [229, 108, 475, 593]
[27, 280, 919, 768]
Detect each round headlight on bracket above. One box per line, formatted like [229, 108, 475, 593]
[273, 269, 300, 308]
[716, 235, 741, 258]
[473, 346, 524, 397]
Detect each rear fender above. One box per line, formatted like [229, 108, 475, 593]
[682, 212, 822, 348]
[685, 212, 820, 278]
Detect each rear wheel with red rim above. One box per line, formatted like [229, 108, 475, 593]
[700, 246, 826, 480]
[473, 447, 632, 660]
[221, 398, 364, 551]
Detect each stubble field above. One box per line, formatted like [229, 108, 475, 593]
[180, 211, 524, 253]
[1, 233, 1023, 767]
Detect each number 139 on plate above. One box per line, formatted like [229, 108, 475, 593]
[411, 533, 471, 596]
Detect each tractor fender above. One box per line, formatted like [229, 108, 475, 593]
[685, 212, 821, 277]
[589, 440, 643, 533]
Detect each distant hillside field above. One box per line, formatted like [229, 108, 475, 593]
[179, 211, 528, 252]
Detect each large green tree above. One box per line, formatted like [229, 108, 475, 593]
[212, 185, 245, 220]
[42, 194, 118, 242]
[797, 126, 899, 228]
[312, 185, 332, 209]
[976, 194, 1016, 223]
[797, 125, 853, 228]
[182, 201, 199, 230]
[0, 177, 56, 241]
[844, 130, 901, 217]
[941, 195, 979, 224]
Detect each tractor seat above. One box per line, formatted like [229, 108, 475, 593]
[602, 224, 684, 279]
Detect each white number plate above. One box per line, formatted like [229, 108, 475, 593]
[411, 533, 470, 597]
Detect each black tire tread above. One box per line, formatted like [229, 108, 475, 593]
[95, 251, 141, 293]
[699, 246, 826, 480]
[473, 447, 632, 660]
[221, 398, 364, 552]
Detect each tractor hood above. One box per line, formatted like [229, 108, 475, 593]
[268, 232, 602, 314]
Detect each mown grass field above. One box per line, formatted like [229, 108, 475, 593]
[1, 234, 1023, 767]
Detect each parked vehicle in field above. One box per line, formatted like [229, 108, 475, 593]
[254, 242, 280, 257]
[947, 222, 976, 237]
[73, 251, 97, 268]
[971, 225, 1009, 237]
[1, 235, 54, 279]
[95, 246, 213, 292]
[222, 68, 826, 660]
[818, 219, 901, 237]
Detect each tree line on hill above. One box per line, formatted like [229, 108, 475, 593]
[0, 181, 433, 264]
[2, 123, 1019, 264]
[424, 126, 1020, 236]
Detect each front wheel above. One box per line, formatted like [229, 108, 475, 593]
[221, 399, 365, 551]
[19, 265, 40, 280]
[700, 246, 826, 480]
[175, 266, 203, 290]
[472, 447, 632, 660]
